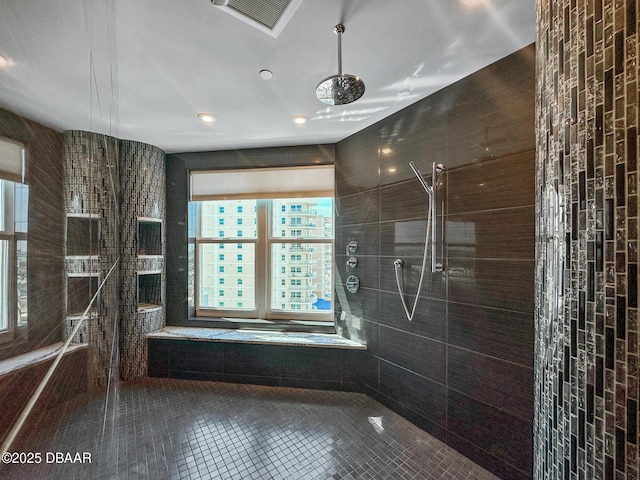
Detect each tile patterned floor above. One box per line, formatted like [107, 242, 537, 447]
[2, 378, 499, 479]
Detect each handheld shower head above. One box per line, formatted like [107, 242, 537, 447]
[408, 161, 432, 195]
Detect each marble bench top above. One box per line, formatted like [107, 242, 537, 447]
[146, 326, 366, 350]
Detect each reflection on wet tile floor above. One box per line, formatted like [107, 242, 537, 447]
[4, 378, 498, 479]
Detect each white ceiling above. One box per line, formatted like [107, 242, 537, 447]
[0, 0, 536, 154]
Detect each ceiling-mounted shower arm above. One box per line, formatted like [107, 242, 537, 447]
[335, 24, 344, 76]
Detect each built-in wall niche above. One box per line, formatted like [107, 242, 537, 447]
[67, 275, 99, 316]
[138, 272, 162, 310]
[66, 215, 100, 256]
[137, 219, 162, 256]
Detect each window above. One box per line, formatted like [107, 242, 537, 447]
[219, 218, 224, 225]
[189, 166, 334, 323]
[191, 197, 333, 322]
[0, 144, 28, 343]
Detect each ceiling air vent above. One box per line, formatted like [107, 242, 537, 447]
[211, 0, 303, 38]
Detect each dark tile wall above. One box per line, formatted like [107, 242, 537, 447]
[0, 108, 65, 361]
[148, 339, 364, 392]
[0, 346, 87, 446]
[165, 144, 335, 325]
[334, 45, 536, 480]
[535, 2, 640, 479]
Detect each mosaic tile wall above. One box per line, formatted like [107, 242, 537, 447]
[535, 1, 640, 479]
[119, 139, 165, 381]
[63, 131, 166, 386]
[63, 131, 120, 389]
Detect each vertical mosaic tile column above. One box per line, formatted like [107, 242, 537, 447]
[63, 131, 120, 389]
[536, 1, 639, 479]
[119, 140, 166, 381]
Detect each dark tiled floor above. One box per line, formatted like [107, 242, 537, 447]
[3, 378, 498, 479]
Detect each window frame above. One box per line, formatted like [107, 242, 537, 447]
[193, 198, 334, 323]
[0, 180, 27, 345]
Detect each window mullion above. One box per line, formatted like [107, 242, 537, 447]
[255, 199, 268, 319]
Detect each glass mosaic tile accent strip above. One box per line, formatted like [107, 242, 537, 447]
[63, 131, 120, 389]
[63, 131, 166, 385]
[119, 139, 166, 381]
[3, 378, 499, 480]
[536, 1, 640, 479]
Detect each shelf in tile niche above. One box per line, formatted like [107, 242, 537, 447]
[138, 302, 162, 313]
[65, 311, 97, 320]
[66, 214, 100, 257]
[138, 272, 162, 310]
[66, 275, 99, 316]
[137, 218, 162, 256]
[137, 257, 163, 276]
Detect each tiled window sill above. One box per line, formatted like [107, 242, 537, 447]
[147, 326, 366, 350]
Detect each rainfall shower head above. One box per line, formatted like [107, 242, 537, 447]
[316, 24, 365, 106]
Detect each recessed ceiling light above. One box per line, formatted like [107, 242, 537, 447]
[380, 146, 393, 155]
[197, 112, 216, 123]
[259, 69, 273, 80]
[292, 115, 308, 125]
[0, 55, 10, 67]
[387, 167, 397, 173]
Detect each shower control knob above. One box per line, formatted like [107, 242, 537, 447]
[347, 241, 358, 254]
[346, 256, 358, 270]
[345, 275, 360, 294]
